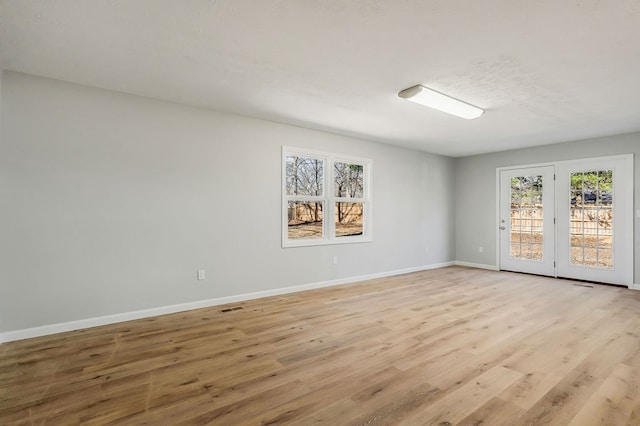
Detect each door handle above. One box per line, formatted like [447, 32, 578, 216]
[499, 226, 506, 230]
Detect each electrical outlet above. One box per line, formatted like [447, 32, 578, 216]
[478, 246, 484, 253]
[332, 256, 338, 265]
[425, 247, 430, 255]
[197, 269, 206, 280]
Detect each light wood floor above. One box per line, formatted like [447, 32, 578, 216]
[2, 266, 640, 425]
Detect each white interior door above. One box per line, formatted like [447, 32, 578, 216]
[499, 166, 555, 276]
[556, 155, 634, 286]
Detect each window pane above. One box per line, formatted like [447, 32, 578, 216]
[583, 235, 597, 248]
[335, 202, 363, 237]
[597, 249, 613, 269]
[570, 172, 583, 191]
[597, 235, 612, 248]
[583, 171, 598, 191]
[583, 248, 598, 267]
[571, 191, 581, 207]
[598, 170, 613, 205]
[571, 247, 584, 265]
[570, 235, 583, 247]
[531, 245, 543, 261]
[287, 201, 323, 239]
[511, 177, 520, 192]
[568, 169, 614, 270]
[510, 175, 543, 262]
[583, 191, 596, 205]
[285, 156, 323, 196]
[598, 208, 613, 230]
[334, 162, 364, 198]
[521, 244, 533, 260]
[520, 233, 534, 244]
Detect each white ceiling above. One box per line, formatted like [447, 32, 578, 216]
[2, 1, 640, 157]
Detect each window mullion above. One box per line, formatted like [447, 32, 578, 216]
[327, 159, 334, 240]
[336, 197, 365, 203]
[287, 195, 325, 202]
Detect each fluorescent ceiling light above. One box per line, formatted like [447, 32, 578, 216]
[398, 85, 484, 120]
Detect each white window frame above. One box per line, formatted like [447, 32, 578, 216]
[282, 146, 372, 248]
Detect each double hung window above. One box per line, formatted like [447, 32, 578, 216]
[282, 147, 371, 247]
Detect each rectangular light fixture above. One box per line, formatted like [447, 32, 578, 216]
[398, 84, 484, 120]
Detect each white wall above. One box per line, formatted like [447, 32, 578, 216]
[454, 132, 640, 282]
[0, 72, 455, 335]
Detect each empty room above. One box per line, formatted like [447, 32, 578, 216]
[1, 1, 640, 424]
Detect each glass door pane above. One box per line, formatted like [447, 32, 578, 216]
[510, 175, 544, 262]
[569, 170, 613, 269]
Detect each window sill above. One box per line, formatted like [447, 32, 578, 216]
[282, 236, 373, 248]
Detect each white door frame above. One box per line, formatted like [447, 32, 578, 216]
[496, 154, 634, 287]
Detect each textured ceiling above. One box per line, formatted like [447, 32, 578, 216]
[1, 0, 640, 157]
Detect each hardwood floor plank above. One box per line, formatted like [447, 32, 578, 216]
[567, 363, 636, 426]
[457, 396, 526, 426]
[2, 266, 640, 424]
[402, 365, 523, 425]
[514, 330, 640, 424]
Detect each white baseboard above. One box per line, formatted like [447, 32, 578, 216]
[0, 261, 455, 343]
[454, 261, 499, 271]
[629, 283, 640, 290]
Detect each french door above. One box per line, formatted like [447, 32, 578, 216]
[555, 156, 633, 285]
[499, 155, 633, 286]
[499, 166, 555, 276]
